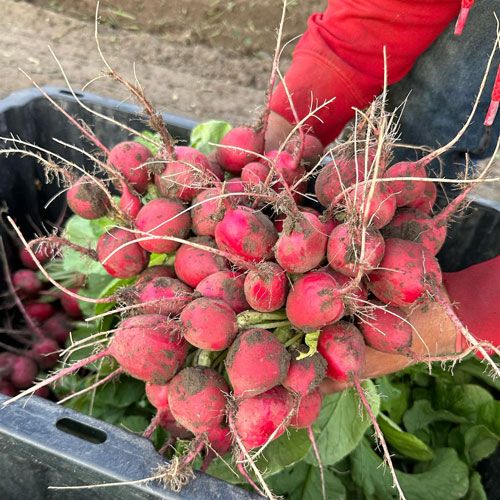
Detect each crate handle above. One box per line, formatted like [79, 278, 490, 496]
[56, 417, 107, 444]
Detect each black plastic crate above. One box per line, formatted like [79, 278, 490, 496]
[0, 86, 498, 499]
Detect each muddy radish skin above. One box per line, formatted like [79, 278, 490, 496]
[110, 315, 188, 384]
[327, 224, 385, 277]
[290, 389, 323, 428]
[234, 386, 293, 449]
[282, 352, 327, 397]
[108, 141, 151, 193]
[191, 188, 226, 237]
[136, 277, 193, 316]
[168, 367, 228, 434]
[225, 328, 291, 398]
[383, 161, 428, 207]
[135, 198, 191, 254]
[215, 207, 278, 262]
[195, 271, 249, 313]
[243, 262, 289, 312]
[318, 321, 366, 382]
[275, 212, 328, 273]
[216, 126, 264, 174]
[367, 238, 442, 307]
[174, 236, 229, 288]
[406, 181, 437, 214]
[97, 227, 149, 278]
[358, 302, 413, 354]
[286, 271, 345, 331]
[66, 177, 111, 220]
[180, 297, 238, 351]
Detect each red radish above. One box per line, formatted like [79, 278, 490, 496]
[266, 150, 306, 201]
[155, 146, 213, 201]
[30, 338, 59, 369]
[224, 177, 250, 206]
[382, 209, 447, 255]
[135, 198, 191, 254]
[135, 265, 176, 286]
[9, 355, 38, 389]
[406, 181, 437, 214]
[12, 269, 41, 296]
[215, 207, 277, 262]
[110, 314, 188, 384]
[358, 302, 413, 355]
[42, 313, 70, 344]
[346, 182, 396, 229]
[216, 126, 264, 174]
[315, 156, 365, 208]
[25, 302, 55, 323]
[367, 238, 442, 307]
[234, 386, 293, 449]
[283, 352, 327, 397]
[168, 367, 228, 433]
[66, 177, 111, 220]
[180, 297, 238, 351]
[108, 141, 151, 193]
[0, 381, 16, 397]
[325, 269, 368, 313]
[327, 224, 385, 277]
[243, 262, 288, 312]
[290, 389, 323, 428]
[286, 271, 345, 331]
[119, 184, 142, 219]
[59, 290, 82, 319]
[241, 162, 270, 187]
[191, 188, 225, 237]
[318, 321, 366, 382]
[20, 247, 52, 270]
[275, 212, 328, 273]
[145, 383, 191, 439]
[206, 424, 232, 455]
[136, 277, 193, 316]
[174, 236, 229, 288]
[383, 161, 428, 207]
[226, 328, 290, 398]
[286, 133, 324, 170]
[206, 152, 225, 181]
[195, 271, 249, 313]
[97, 228, 149, 278]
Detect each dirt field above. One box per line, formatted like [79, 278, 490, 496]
[1, 0, 498, 200]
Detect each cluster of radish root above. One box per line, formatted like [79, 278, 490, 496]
[1, 5, 500, 500]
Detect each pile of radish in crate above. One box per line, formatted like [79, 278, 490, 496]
[0, 53, 498, 498]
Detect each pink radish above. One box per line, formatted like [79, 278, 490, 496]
[225, 328, 290, 398]
[119, 184, 142, 219]
[290, 389, 323, 428]
[66, 177, 111, 220]
[136, 276, 193, 316]
[406, 181, 437, 214]
[367, 238, 442, 307]
[243, 262, 288, 312]
[20, 246, 52, 270]
[135, 265, 176, 286]
[241, 162, 270, 187]
[12, 269, 42, 296]
[108, 141, 151, 193]
[283, 352, 327, 397]
[168, 367, 228, 434]
[59, 289, 83, 319]
[215, 207, 277, 262]
[174, 236, 229, 288]
[25, 302, 55, 323]
[216, 126, 264, 174]
[97, 228, 149, 278]
[195, 271, 249, 313]
[180, 297, 238, 351]
[191, 188, 226, 237]
[286, 271, 345, 331]
[42, 313, 70, 344]
[135, 198, 191, 254]
[327, 223, 385, 277]
[9, 355, 38, 389]
[318, 321, 366, 382]
[383, 161, 428, 207]
[275, 212, 328, 273]
[30, 338, 59, 369]
[286, 132, 324, 170]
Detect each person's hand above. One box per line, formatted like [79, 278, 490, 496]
[264, 111, 295, 152]
[319, 289, 460, 394]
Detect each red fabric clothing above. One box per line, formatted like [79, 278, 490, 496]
[270, 0, 499, 348]
[443, 256, 500, 349]
[270, 0, 460, 146]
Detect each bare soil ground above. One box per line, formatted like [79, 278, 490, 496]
[1, 0, 498, 200]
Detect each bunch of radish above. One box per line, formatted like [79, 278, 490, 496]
[0, 244, 82, 398]
[1, 41, 498, 498]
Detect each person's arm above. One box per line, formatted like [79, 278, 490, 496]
[270, 0, 461, 146]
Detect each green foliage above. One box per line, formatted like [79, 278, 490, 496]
[189, 120, 232, 155]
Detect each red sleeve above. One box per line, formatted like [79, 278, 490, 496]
[270, 0, 461, 145]
[443, 256, 500, 349]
